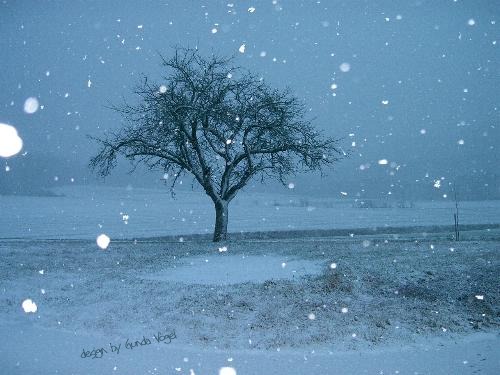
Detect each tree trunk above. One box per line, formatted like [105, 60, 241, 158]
[213, 200, 229, 242]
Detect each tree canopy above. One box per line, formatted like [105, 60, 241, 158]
[90, 47, 345, 241]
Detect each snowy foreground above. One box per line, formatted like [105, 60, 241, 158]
[1, 233, 499, 374]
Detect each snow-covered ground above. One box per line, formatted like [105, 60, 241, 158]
[1, 235, 499, 374]
[1, 185, 499, 374]
[1, 185, 499, 239]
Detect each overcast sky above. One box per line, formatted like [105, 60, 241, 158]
[1, 0, 499, 199]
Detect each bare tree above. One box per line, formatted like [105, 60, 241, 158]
[89, 47, 345, 241]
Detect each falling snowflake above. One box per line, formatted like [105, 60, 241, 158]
[219, 367, 237, 375]
[159, 85, 167, 93]
[339, 62, 351, 72]
[467, 19, 475, 26]
[96, 234, 110, 249]
[341, 307, 348, 313]
[330, 263, 337, 269]
[218, 246, 228, 252]
[378, 159, 388, 165]
[308, 313, 316, 320]
[381, 100, 389, 105]
[22, 299, 37, 313]
[248, 7, 256, 13]
[434, 180, 441, 188]
[288, 182, 295, 189]
[0, 123, 23, 158]
[475, 295, 484, 300]
[238, 44, 246, 53]
[23, 97, 39, 114]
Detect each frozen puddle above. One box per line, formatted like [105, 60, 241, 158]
[141, 255, 323, 285]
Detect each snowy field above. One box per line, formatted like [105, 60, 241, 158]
[1, 185, 500, 240]
[0, 236, 499, 374]
[1, 185, 499, 374]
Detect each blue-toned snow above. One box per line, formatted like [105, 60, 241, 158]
[1, 185, 499, 239]
[141, 255, 322, 285]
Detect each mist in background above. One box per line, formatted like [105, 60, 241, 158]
[1, 0, 499, 201]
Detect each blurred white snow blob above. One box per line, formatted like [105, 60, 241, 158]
[381, 100, 389, 105]
[434, 180, 441, 188]
[340, 191, 347, 196]
[238, 44, 246, 53]
[339, 62, 351, 72]
[341, 307, 348, 313]
[475, 295, 484, 300]
[0, 123, 23, 158]
[457, 139, 465, 145]
[330, 262, 337, 269]
[22, 299, 37, 313]
[420, 129, 427, 135]
[362, 240, 371, 247]
[288, 182, 295, 189]
[96, 234, 110, 249]
[219, 367, 237, 375]
[281, 262, 286, 268]
[218, 246, 228, 252]
[330, 83, 338, 90]
[211, 28, 218, 34]
[159, 85, 167, 93]
[23, 97, 39, 114]
[468, 19, 475, 26]
[308, 313, 316, 320]
[378, 159, 388, 165]
[87, 79, 92, 88]
[248, 7, 256, 13]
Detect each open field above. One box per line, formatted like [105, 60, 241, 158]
[1, 232, 499, 374]
[1, 185, 500, 240]
[1, 185, 500, 373]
